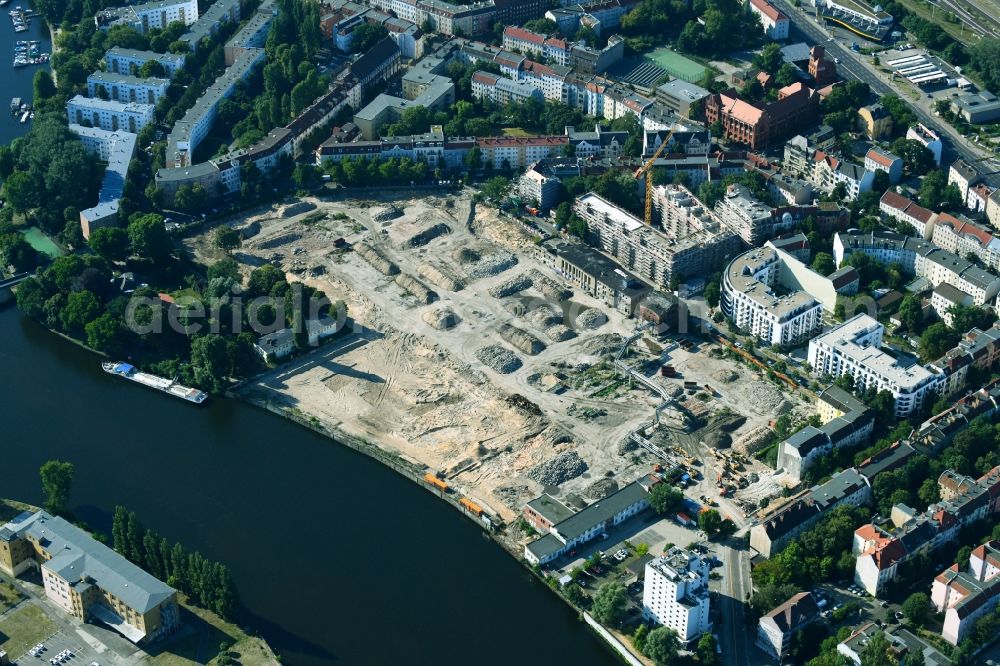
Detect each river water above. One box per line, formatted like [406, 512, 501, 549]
[0, 306, 620, 666]
[0, 1, 52, 145]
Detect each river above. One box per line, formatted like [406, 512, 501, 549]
[0, 1, 51, 145]
[0, 305, 621, 666]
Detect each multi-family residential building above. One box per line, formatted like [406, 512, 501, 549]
[87, 71, 170, 105]
[834, 230, 1000, 306]
[853, 465, 1000, 596]
[519, 162, 562, 209]
[544, 0, 638, 36]
[808, 315, 945, 417]
[879, 190, 937, 238]
[932, 213, 1000, 272]
[721, 243, 825, 347]
[756, 592, 819, 660]
[864, 146, 903, 183]
[642, 128, 711, 158]
[968, 182, 995, 214]
[747, 0, 789, 39]
[988, 189, 1000, 230]
[642, 547, 712, 644]
[856, 103, 892, 139]
[163, 48, 266, 168]
[179, 0, 243, 52]
[478, 135, 568, 169]
[949, 159, 982, 204]
[105, 47, 186, 78]
[906, 123, 942, 165]
[754, 477, 867, 561]
[316, 126, 473, 168]
[931, 541, 1000, 645]
[931, 283, 974, 326]
[95, 0, 198, 33]
[71, 124, 138, 237]
[777, 386, 873, 481]
[471, 70, 543, 106]
[0, 510, 180, 644]
[66, 95, 154, 134]
[714, 184, 774, 246]
[705, 82, 818, 149]
[655, 79, 710, 118]
[222, 3, 275, 65]
[501, 26, 569, 65]
[810, 150, 875, 200]
[574, 191, 740, 288]
[523, 478, 655, 564]
[565, 124, 628, 158]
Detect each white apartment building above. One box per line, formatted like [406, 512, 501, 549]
[105, 48, 186, 78]
[757, 592, 820, 660]
[721, 244, 824, 347]
[932, 541, 1000, 646]
[471, 71, 543, 106]
[808, 314, 944, 417]
[66, 95, 154, 134]
[95, 0, 198, 33]
[714, 182, 780, 246]
[642, 548, 712, 644]
[70, 124, 138, 237]
[879, 190, 937, 238]
[834, 230, 1000, 306]
[864, 146, 903, 184]
[477, 135, 567, 170]
[87, 71, 170, 105]
[748, 0, 789, 39]
[906, 124, 942, 165]
[502, 26, 569, 65]
[811, 153, 875, 201]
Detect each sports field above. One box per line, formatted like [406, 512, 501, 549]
[645, 48, 710, 83]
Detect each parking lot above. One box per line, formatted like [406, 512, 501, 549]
[14, 629, 104, 666]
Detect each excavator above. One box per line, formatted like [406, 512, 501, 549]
[633, 124, 678, 226]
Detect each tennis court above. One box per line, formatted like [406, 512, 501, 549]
[645, 48, 710, 83]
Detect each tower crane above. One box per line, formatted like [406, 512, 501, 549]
[634, 125, 678, 226]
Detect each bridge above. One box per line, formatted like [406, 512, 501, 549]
[0, 273, 32, 290]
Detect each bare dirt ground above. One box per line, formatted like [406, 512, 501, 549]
[184, 190, 806, 522]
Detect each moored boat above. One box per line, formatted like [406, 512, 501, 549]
[102, 362, 208, 404]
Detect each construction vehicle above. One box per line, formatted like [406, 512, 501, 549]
[633, 124, 678, 226]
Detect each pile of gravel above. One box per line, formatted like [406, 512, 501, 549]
[494, 484, 530, 509]
[468, 252, 518, 280]
[584, 478, 619, 500]
[575, 308, 608, 330]
[527, 269, 572, 301]
[355, 243, 399, 276]
[529, 304, 563, 328]
[371, 206, 403, 222]
[526, 451, 588, 486]
[498, 323, 546, 355]
[489, 273, 532, 298]
[545, 324, 576, 342]
[418, 263, 464, 291]
[617, 438, 640, 454]
[476, 344, 523, 373]
[401, 222, 450, 248]
[395, 273, 438, 304]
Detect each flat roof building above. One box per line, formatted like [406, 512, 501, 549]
[71, 124, 138, 238]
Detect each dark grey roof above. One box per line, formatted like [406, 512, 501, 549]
[808, 469, 866, 509]
[525, 494, 575, 525]
[552, 481, 649, 542]
[526, 533, 565, 560]
[818, 385, 866, 415]
[783, 426, 828, 456]
[351, 36, 399, 81]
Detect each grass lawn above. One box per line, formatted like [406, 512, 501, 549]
[145, 598, 278, 666]
[0, 605, 57, 659]
[644, 47, 710, 82]
[0, 578, 24, 615]
[501, 127, 533, 137]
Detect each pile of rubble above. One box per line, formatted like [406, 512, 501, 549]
[489, 274, 532, 298]
[527, 269, 573, 301]
[371, 206, 403, 222]
[526, 451, 588, 486]
[400, 222, 451, 248]
[545, 324, 576, 342]
[355, 242, 399, 276]
[476, 344, 523, 373]
[395, 274, 438, 304]
[528, 305, 563, 328]
[418, 263, 464, 291]
[422, 307, 461, 330]
[746, 381, 788, 413]
[732, 425, 775, 454]
[467, 252, 518, 280]
[576, 309, 608, 330]
[498, 323, 546, 355]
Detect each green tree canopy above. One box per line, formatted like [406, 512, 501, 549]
[643, 626, 680, 665]
[591, 581, 628, 626]
[127, 213, 172, 261]
[649, 483, 684, 515]
[88, 226, 130, 263]
[39, 460, 74, 515]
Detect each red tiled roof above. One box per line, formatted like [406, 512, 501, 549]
[477, 135, 569, 147]
[750, 0, 787, 22]
[866, 148, 897, 168]
[937, 213, 994, 247]
[503, 26, 545, 46]
[472, 71, 499, 85]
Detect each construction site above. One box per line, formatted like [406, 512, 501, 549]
[184, 188, 815, 525]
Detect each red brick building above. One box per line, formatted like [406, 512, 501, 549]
[705, 82, 819, 149]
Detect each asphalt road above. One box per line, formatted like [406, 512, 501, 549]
[719, 542, 755, 666]
[771, 0, 995, 173]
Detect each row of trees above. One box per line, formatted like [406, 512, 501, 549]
[111, 507, 239, 620]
